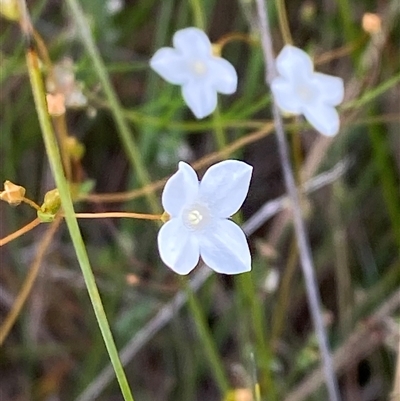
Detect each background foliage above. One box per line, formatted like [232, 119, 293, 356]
[0, 0, 399, 400]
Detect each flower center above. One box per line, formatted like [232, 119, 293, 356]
[182, 203, 211, 231]
[295, 84, 315, 102]
[191, 60, 207, 76]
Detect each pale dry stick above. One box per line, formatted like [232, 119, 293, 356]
[245, 159, 349, 234]
[76, 162, 349, 401]
[284, 289, 400, 401]
[392, 339, 400, 400]
[254, 1, 340, 400]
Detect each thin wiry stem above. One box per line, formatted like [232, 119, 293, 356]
[0, 217, 61, 346]
[64, 0, 159, 214]
[0, 218, 41, 247]
[73, 212, 162, 221]
[254, 1, 341, 401]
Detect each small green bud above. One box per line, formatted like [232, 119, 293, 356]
[0, 0, 20, 22]
[160, 211, 170, 223]
[37, 209, 57, 223]
[38, 189, 61, 222]
[65, 136, 85, 161]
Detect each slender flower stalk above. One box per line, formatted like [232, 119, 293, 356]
[64, 0, 159, 214]
[254, 1, 341, 400]
[183, 277, 230, 394]
[22, 197, 41, 210]
[74, 212, 162, 221]
[0, 218, 41, 247]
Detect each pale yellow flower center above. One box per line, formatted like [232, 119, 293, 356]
[182, 203, 211, 231]
[191, 60, 207, 76]
[296, 84, 314, 102]
[188, 210, 203, 225]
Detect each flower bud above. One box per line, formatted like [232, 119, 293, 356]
[0, 180, 26, 206]
[160, 211, 170, 223]
[38, 189, 61, 222]
[0, 0, 20, 22]
[362, 13, 382, 35]
[65, 136, 85, 161]
[46, 93, 66, 116]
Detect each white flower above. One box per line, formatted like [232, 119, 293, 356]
[158, 160, 252, 275]
[271, 45, 344, 136]
[150, 27, 238, 119]
[106, 0, 124, 14]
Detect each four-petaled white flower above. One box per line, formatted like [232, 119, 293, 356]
[158, 160, 252, 275]
[271, 45, 344, 136]
[150, 27, 238, 119]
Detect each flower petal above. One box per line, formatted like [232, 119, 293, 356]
[182, 81, 217, 119]
[150, 48, 191, 85]
[271, 76, 302, 114]
[303, 104, 341, 136]
[199, 160, 253, 218]
[276, 45, 313, 81]
[200, 219, 251, 274]
[313, 72, 344, 106]
[207, 57, 238, 94]
[173, 27, 212, 57]
[162, 162, 199, 216]
[158, 219, 200, 275]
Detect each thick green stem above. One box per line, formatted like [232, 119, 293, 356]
[25, 48, 135, 401]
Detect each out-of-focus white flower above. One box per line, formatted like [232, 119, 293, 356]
[158, 160, 252, 275]
[48, 58, 87, 108]
[263, 268, 280, 294]
[271, 45, 344, 136]
[150, 27, 238, 119]
[106, 0, 124, 15]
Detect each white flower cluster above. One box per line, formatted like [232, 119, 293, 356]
[151, 28, 345, 275]
[150, 28, 344, 136]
